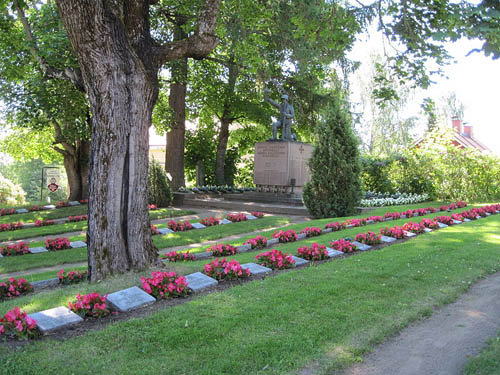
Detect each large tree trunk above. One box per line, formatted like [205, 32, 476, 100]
[56, 0, 220, 281]
[214, 60, 238, 185]
[166, 53, 187, 190]
[56, 1, 159, 281]
[61, 140, 90, 201]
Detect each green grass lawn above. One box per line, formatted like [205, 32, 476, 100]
[464, 331, 500, 375]
[0, 205, 89, 224]
[0, 208, 195, 242]
[0, 216, 292, 276]
[0, 209, 498, 374]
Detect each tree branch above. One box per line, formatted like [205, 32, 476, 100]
[13, 0, 85, 92]
[153, 0, 221, 67]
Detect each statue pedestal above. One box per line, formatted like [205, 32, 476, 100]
[254, 141, 313, 194]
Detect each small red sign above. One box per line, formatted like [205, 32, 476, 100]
[48, 183, 59, 193]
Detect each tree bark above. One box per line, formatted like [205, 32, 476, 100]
[214, 59, 238, 185]
[56, 0, 220, 281]
[166, 23, 188, 191]
[58, 140, 90, 201]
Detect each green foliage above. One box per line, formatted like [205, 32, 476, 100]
[303, 95, 362, 218]
[388, 128, 500, 201]
[0, 172, 26, 206]
[147, 159, 172, 207]
[360, 155, 398, 194]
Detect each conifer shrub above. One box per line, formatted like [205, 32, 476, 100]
[302, 96, 362, 218]
[148, 158, 173, 207]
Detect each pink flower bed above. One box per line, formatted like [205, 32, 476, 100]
[451, 213, 463, 221]
[151, 224, 160, 235]
[57, 201, 69, 208]
[0, 307, 38, 339]
[28, 205, 41, 212]
[80, 199, 88, 204]
[459, 210, 477, 220]
[0, 277, 33, 300]
[383, 212, 401, 220]
[330, 238, 357, 253]
[69, 292, 110, 318]
[0, 222, 23, 231]
[141, 271, 190, 299]
[67, 215, 88, 222]
[255, 249, 295, 270]
[148, 204, 157, 210]
[226, 213, 248, 222]
[402, 221, 425, 234]
[300, 227, 322, 237]
[207, 243, 238, 257]
[200, 216, 220, 226]
[297, 243, 328, 260]
[380, 226, 407, 239]
[420, 218, 440, 229]
[250, 211, 265, 218]
[0, 242, 31, 256]
[402, 209, 414, 218]
[0, 208, 15, 216]
[34, 219, 56, 227]
[272, 229, 298, 243]
[355, 231, 382, 245]
[244, 235, 268, 249]
[57, 269, 88, 285]
[203, 258, 251, 280]
[434, 215, 454, 225]
[45, 237, 71, 251]
[167, 220, 193, 231]
[425, 206, 437, 213]
[413, 208, 428, 216]
[161, 251, 195, 262]
[366, 216, 384, 222]
[325, 221, 346, 231]
[345, 218, 366, 227]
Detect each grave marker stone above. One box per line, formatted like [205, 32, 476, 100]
[220, 219, 232, 225]
[452, 219, 462, 225]
[68, 201, 80, 206]
[158, 228, 174, 235]
[352, 241, 372, 251]
[246, 214, 258, 220]
[297, 233, 307, 240]
[291, 255, 309, 267]
[423, 228, 433, 233]
[30, 246, 48, 254]
[31, 278, 59, 290]
[463, 218, 471, 222]
[70, 241, 87, 248]
[326, 247, 344, 257]
[437, 222, 448, 228]
[366, 220, 374, 224]
[236, 244, 252, 253]
[106, 286, 156, 312]
[241, 263, 272, 275]
[15, 208, 28, 214]
[267, 238, 279, 246]
[191, 223, 206, 229]
[185, 272, 218, 292]
[28, 306, 83, 333]
[42, 205, 56, 210]
[321, 228, 332, 234]
[380, 235, 397, 243]
[404, 231, 416, 237]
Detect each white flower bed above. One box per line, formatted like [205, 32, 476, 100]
[360, 193, 429, 207]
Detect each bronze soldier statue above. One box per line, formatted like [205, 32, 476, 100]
[264, 88, 296, 141]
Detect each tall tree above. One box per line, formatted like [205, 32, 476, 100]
[0, 1, 90, 200]
[54, 0, 220, 281]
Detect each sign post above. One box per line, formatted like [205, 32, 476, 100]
[40, 167, 61, 201]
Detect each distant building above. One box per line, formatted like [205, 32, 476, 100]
[413, 117, 492, 154]
[148, 128, 166, 166]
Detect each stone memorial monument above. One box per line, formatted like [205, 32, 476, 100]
[254, 86, 313, 194]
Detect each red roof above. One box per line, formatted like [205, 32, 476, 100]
[413, 130, 491, 153]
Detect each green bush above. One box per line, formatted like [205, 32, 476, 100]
[360, 155, 398, 194]
[0, 173, 26, 206]
[302, 96, 362, 218]
[148, 159, 172, 207]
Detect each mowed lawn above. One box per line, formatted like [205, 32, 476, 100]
[0, 209, 499, 374]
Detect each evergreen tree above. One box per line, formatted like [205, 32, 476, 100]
[302, 96, 362, 218]
[148, 159, 173, 208]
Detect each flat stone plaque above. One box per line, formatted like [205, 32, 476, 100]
[185, 272, 218, 292]
[23, 222, 35, 228]
[267, 238, 279, 246]
[241, 262, 272, 275]
[28, 306, 83, 333]
[452, 219, 462, 225]
[0, 253, 3, 258]
[193, 252, 211, 260]
[42, 205, 56, 210]
[401, 215, 407, 219]
[322, 228, 332, 234]
[404, 231, 416, 237]
[346, 224, 355, 229]
[246, 214, 258, 220]
[326, 247, 344, 257]
[423, 228, 433, 233]
[291, 255, 309, 266]
[476, 216, 482, 219]
[352, 241, 372, 251]
[437, 222, 448, 228]
[68, 201, 80, 206]
[384, 217, 393, 222]
[220, 219, 232, 225]
[107, 286, 156, 312]
[30, 246, 48, 254]
[381, 235, 397, 243]
[191, 223, 206, 229]
[15, 208, 28, 214]
[486, 212, 491, 216]
[366, 220, 374, 224]
[70, 241, 87, 248]
[236, 244, 252, 253]
[31, 278, 59, 290]
[463, 218, 471, 222]
[297, 233, 307, 240]
[158, 228, 174, 235]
